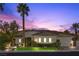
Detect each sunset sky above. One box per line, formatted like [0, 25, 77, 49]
[0, 3, 79, 31]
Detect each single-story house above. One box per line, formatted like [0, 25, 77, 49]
[14, 29, 79, 48]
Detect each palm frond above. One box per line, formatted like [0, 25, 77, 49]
[17, 3, 30, 16]
[0, 3, 4, 11]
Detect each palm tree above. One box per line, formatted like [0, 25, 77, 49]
[0, 3, 4, 12]
[0, 4, 4, 32]
[17, 3, 30, 47]
[71, 23, 79, 47]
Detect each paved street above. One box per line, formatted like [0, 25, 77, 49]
[0, 50, 79, 56]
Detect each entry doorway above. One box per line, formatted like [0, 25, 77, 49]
[25, 37, 32, 47]
[69, 39, 76, 48]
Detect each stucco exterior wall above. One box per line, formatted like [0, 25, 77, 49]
[57, 36, 73, 47]
[76, 40, 79, 47]
[33, 35, 73, 47]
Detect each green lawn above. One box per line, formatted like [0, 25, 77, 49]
[16, 47, 59, 51]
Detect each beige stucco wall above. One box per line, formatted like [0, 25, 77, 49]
[33, 35, 73, 47]
[57, 36, 73, 47]
[76, 40, 79, 47]
[15, 31, 38, 44]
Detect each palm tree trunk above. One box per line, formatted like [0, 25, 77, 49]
[73, 28, 77, 47]
[22, 13, 26, 47]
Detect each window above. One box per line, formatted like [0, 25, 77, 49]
[39, 37, 41, 43]
[34, 38, 38, 42]
[49, 38, 52, 43]
[19, 39, 21, 43]
[44, 37, 47, 43]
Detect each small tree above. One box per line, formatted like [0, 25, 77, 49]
[9, 20, 19, 46]
[0, 20, 19, 50]
[0, 32, 10, 50]
[64, 30, 70, 34]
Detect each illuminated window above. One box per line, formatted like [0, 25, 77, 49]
[39, 37, 41, 43]
[44, 37, 47, 43]
[19, 39, 21, 43]
[34, 38, 38, 42]
[49, 38, 52, 43]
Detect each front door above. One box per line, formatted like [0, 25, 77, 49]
[25, 37, 32, 47]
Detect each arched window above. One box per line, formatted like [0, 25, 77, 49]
[34, 38, 38, 42]
[49, 38, 52, 43]
[39, 37, 41, 43]
[44, 37, 46, 43]
[19, 38, 22, 43]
